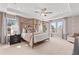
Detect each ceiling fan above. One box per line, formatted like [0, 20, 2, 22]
[34, 8, 53, 16]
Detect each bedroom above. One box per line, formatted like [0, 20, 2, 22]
[0, 3, 79, 55]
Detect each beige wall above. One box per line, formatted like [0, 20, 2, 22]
[18, 17, 35, 33]
[67, 15, 79, 35]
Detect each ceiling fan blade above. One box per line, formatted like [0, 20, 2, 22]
[45, 12, 53, 14]
[34, 11, 39, 13]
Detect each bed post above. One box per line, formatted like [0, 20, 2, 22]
[29, 35, 34, 48]
[32, 36, 34, 48]
[32, 18, 34, 48]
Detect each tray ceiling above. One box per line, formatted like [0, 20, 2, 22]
[0, 3, 79, 21]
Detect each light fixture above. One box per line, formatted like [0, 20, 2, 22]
[34, 8, 52, 16]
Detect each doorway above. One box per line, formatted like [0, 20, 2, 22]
[50, 21, 64, 39]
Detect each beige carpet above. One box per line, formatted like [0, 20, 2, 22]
[0, 37, 74, 55]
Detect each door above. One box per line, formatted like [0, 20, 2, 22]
[50, 22, 57, 37]
[50, 21, 63, 38]
[57, 21, 63, 38]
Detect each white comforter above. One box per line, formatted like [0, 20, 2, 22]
[34, 33, 50, 43]
[21, 32, 50, 43]
[21, 33, 32, 42]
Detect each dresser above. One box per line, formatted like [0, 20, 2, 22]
[10, 34, 21, 45]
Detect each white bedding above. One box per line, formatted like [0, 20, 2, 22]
[34, 33, 49, 43]
[21, 33, 32, 42]
[21, 32, 50, 46]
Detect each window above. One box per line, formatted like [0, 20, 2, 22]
[50, 21, 63, 38]
[51, 22, 56, 33]
[57, 21, 63, 29]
